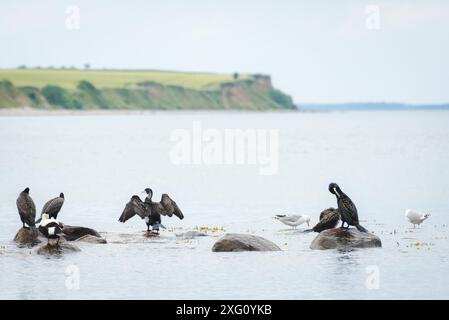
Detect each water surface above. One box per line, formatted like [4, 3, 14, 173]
[1, 111, 448, 299]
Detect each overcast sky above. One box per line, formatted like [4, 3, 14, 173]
[1, 0, 448, 103]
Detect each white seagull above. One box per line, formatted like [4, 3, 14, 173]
[274, 214, 310, 229]
[405, 209, 430, 228]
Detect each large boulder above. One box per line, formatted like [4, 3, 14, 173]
[61, 225, 102, 241]
[310, 228, 382, 250]
[13, 227, 40, 247]
[212, 233, 281, 252]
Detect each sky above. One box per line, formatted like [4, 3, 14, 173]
[1, 0, 449, 104]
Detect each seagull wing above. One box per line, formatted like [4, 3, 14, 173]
[154, 194, 184, 219]
[405, 209, 423, 222]
[280, 215, 302, 223]
[118, 196, 146, 222]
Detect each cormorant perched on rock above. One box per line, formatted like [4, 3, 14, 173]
[118, 188, 184, 233]
[274, 214, 310, 229]
[16, 187, 36, 229]
[38, 213, 64, 245]
[36, 192, 65, 224]
[328, 183, 368, 233]
[405, 209, 430, 228]
[307, 208, 340, 233]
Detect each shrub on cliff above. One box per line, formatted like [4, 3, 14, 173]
[269, 89, 295, 109]
[42, 85, 82, 109]
[77, 80, 108, 108]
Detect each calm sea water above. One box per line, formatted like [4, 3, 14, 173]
[1, 110, 448, 299]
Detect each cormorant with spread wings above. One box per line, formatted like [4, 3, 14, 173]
[118, 188, 184, 233]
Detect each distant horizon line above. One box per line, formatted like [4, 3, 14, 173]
[296, 102, 449, 111]
[296, 102, 449, 106]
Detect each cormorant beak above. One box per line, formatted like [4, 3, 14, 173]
[333, 188, 340, 197]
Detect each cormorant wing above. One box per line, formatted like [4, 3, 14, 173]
[17, 193, 36, 225]
[118, 195, 146, 223]
[17, 194, 36, 215]
[157, 194, 184, 219]
[41, 197, 64, 215]
[309, 209, 340, 233]
[340, 197, 359, 221]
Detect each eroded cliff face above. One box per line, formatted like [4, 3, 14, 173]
[0, 74, 295, 110]
[220, 75, 294, 110]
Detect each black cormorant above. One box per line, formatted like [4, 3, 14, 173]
[328, 183, 368, 233]
[119, 188, 184, 233]
[308, 207, 340, 233]
[16, 187, 36, 229]
[36, 192, 65, 224]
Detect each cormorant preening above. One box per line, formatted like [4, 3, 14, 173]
[328, 183, 368, 233]
[38, 213, 64, 245]
[308, 207, 340, 233]
[36, 192, 65, 224]
[118, 188, 184, 233]
[16, 187, 36, 229]
[274, 214, 310, 229]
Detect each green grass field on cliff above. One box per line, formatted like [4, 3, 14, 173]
[0, 69, 250, 90]
[0, 68, 295, 110]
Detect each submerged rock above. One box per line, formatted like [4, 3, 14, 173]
[75, 234, 107, 244]
[176, 230, 208, 239]
[212, 233, 281, 252]
[13, 227, 41, 247]
[310, 228, 382, 250]
[61, 225, 101, 241]
[37, 242, 80, 256]
[143, 231, 160, 238]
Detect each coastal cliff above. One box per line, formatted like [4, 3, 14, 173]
[0, 70, 295, 110]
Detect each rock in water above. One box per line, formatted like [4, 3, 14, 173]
[143, 231, 160, 238]
[310, 228, 382, 250]
[212, 233, 281, 252]
[61, 225, 101, 241]
[13, 227, 40, 247]
[75, 235, 107, 244]
[176, 230, 208, 239]
[37, 242, 80, 256]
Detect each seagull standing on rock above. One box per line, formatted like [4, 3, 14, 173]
[274, 214, 310, 229]
[406, 209, 430, 228]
